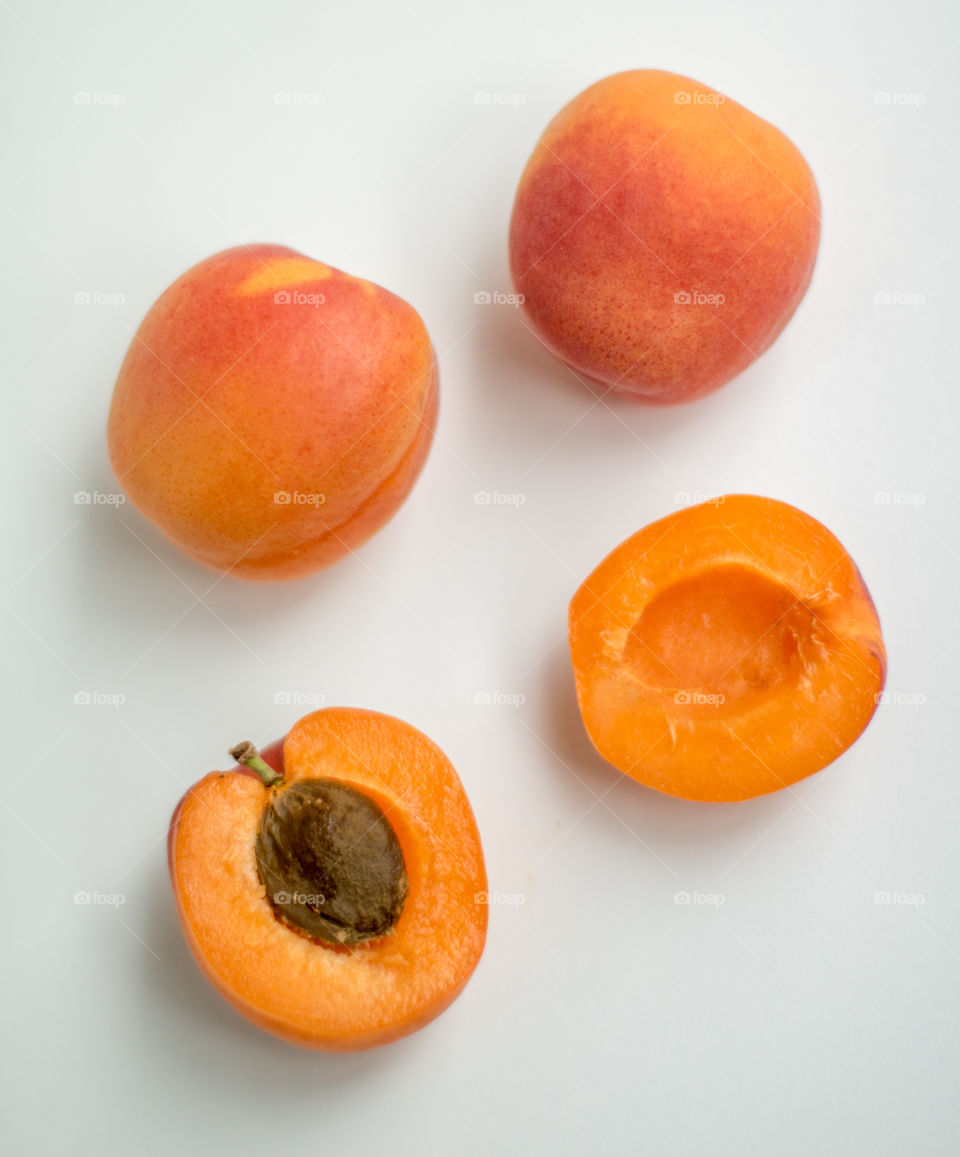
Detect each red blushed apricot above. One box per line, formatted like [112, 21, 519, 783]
[569, 496, 886, 801]
[509, 70, 820, 403]
[168, 709, 487, 1051]
[108, 245, 437, 580]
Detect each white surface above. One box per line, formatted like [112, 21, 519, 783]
[2, 1, 958, 1153]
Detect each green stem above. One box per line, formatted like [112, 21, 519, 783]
[229, 741, 283, 787]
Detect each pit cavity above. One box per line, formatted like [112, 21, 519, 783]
[623, 563, 814, 704]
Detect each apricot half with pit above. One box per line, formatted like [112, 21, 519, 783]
[108, 244, 437, 580]
[168, 709, 487, 1050]
[569, 496, 886, 801]
[509, 70, 821, 402]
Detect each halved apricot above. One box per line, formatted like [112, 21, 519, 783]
[168, 708, 487, 1050]
[569, 496, 886, 801]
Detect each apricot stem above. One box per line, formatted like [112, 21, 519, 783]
[229, 741, 283, 787]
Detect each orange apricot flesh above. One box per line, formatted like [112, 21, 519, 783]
[168, 709, 487, 1050]
[569, 496, 886, 801]
[108, 244, 437, 580]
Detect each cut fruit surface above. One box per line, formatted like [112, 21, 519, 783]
[569, 496, 886, 801]
[169, 708, 487, 1050]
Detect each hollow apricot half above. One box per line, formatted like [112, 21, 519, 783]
[569, 495, 886, 802]
[168, 708, 487, 1050]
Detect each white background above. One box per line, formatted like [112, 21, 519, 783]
[2, 0, 958, 1153]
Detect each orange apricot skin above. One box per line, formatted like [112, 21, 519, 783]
[569, 496, 886, 802]
[168, 710, 487, 1051]
[108, 245, 437, 580]
[509, 70, 821, 403]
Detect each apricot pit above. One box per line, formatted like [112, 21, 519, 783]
[255, 776, 409, 948]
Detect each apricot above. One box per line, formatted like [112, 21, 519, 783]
[509, 70, 821, 403]
[168, 709, 487, 1050]
[108, 244, 437, 580]
[569, 496, 886, 801]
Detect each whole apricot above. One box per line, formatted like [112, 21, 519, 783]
[509, 70, 821, 402]
[108, 244, 437, 579]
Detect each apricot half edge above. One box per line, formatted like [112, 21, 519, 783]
[168, 708, 487, 1050]
[569, 496, 886, 801]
